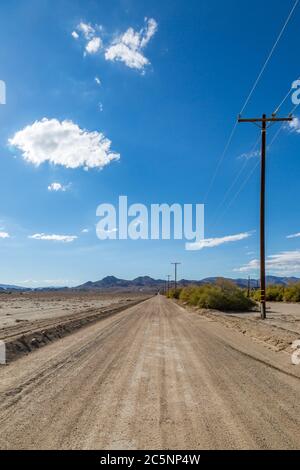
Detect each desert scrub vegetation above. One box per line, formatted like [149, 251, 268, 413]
[251, 283, 300, 303]
[167, 288, 182, 300]
[167, 280, 255, 312]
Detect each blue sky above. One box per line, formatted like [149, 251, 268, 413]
[1, 0, 300, 287]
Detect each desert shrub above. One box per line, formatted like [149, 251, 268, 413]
[250, 283, 300, 303]
[250, 289, 261, 302]
[167, 288, 182, 299]
[179, 286, 204, 305]
[179, 283, 255, 312]
[266, 285, 284, 301]
[283, 283, 300, 302]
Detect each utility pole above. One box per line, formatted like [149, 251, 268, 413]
[171, 262, 181, 291]
[167, 275, 171, 295]
[247, 276, 251, 298]
[238, 114, 293, 319]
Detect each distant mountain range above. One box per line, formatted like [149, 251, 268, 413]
[78, 276, 164, 290]
[0, 275, 299, 292]
[0, 283, 31, 291]
[74, 275, 300, 291]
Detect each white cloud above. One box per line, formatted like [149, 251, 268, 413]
[0, 231, 10, 239]
[140, 18, 158, 48]
[105, 44, 148, 70]
[85, 37, 102, 54]
[9, 118, 120, 170]
[81, 228, 89, 233]
[77, 22, 95, 40]
[235, 250, 300, 275]
[105, 18, 158, 71]
[98, 102, 103, 112]
[48, 182, 69, 192]
[29, 233, 78, 243]
[186, 232, 251, 251]
[95, 76, 101, 86]
[234, 259, 259, 273]
[287, 232, 300, 239]
[73, 22, 102, 55]
[72, 18, 157, 71]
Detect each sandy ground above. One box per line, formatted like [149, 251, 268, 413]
[262, 302, 300, 335]
[228, 301, 300, 335]
[190, 301, 300, 353]
[0, 295, 300, 450]
[0, 291, 144, 328]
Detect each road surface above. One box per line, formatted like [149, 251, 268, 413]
[0, 295, 300, 450]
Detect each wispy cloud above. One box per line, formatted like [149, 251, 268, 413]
[287, 232, 300, 239]
[48, 182, 70, 192]
[95, 76, 101, 86]
[0, 231, 10, 239]
[105, 18, 158, 71]
[28, 233, 78, 243]
[9, 118, 120, 170]
[81, 228, 89, 233]
[235, 250, 300, 275]
[186, 232, 252, 251]
[234, 259, 259, 273]
[238, 149, 260, 160]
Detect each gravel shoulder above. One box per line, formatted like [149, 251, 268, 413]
[183, 301, 300, 354]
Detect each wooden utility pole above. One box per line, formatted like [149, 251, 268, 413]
[171, 262, 181, 291]
[247, 276, 251, 298]
[238, 114, 293, 319]
[167, 275, 171, 295]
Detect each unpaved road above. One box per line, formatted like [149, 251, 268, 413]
[0, 295, 300, 450]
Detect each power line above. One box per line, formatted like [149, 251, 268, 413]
[203, 0, 299, 202]
[240, 0, 299, 116]
[214, 103, 298, 226]
[273, 78, 299, 115]
[209, 136, 261, 227]
[203, 120, 238, 202]
[213, 158, 259, 227]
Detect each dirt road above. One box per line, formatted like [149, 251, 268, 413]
[0, 295, 300, 450]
